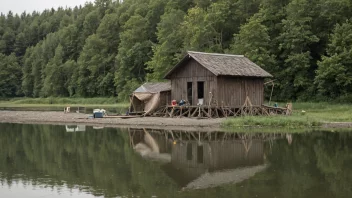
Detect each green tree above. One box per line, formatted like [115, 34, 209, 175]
[21, 47, 35, 96]
[115, 15, 152, 100]
[42, 45, 67, 96]
[77, 12, 120, 97]
[77, 34, 109, 96]
[147, 9, 186, 81]
[0, 53, 22, 97]
[231, 16, 277, 73]
[315, 20, 352, 99]
[276, 0, 319, 100]
[59, 24, 80, 61]
[0, 28, 16, 55]
[83, 10, 101, 38]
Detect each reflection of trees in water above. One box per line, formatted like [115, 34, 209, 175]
[266, 132, 352, 198]
[0, 123, 178, 198]
[1, 123, 352, 198]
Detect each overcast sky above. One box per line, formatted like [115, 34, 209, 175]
[0, 0, 92, 15]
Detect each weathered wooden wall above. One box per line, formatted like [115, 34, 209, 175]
[169, 58, 265, 107]
[217, 76, 264, 107]
[170, 59, 217, 105]
[160, 91, 171, 106]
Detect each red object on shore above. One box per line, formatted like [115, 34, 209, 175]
[171, 100, 177, 106]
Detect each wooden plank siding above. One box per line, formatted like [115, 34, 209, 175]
[159, 91, 171, 106]
[170, 59, 217, 105]
[169, 58, 265, 107]
[217, 76, 264, 107]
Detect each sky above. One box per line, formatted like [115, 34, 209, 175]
[0, 0, 92, 15]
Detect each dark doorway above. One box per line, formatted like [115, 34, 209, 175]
[187, 143, 193, 160]
[187, 82, 193, 105]
[197, 145, 204, 164]
[197, 82, 204, 104]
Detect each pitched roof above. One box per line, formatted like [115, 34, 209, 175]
[164, 51, 272, 78]
[134, 82, 171, 93]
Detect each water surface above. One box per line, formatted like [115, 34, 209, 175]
[0, 123, 351, 197]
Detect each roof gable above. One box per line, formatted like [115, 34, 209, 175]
[164, 51, 272, 78]
[134, 82, 171, 93]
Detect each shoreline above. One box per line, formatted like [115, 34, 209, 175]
[0, 111, 224, 132]
[1, 111, 352, 131]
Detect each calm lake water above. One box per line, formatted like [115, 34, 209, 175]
[0, 123, 352, 198]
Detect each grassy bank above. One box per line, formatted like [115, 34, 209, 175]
[0, 97, 123, 105]
[0, 97, 129, 112]
[222, 102, 352, 129]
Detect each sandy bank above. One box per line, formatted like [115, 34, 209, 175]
[1, 111, 352, 131]
[0, 111, 224, 131]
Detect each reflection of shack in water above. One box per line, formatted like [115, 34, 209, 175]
[130, 129, 273, 190]
[130, 128, 172, 163]
[65, 125, 86, 132]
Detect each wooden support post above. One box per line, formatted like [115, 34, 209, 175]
[191, 107, 198, 117]
[180, 109, 190, 117]
[202, 108, 211, 118]
[170, 107, 175, 118]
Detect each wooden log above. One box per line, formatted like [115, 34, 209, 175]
[180, 108, 190, 117]
[170, 107, 175, 118]
[227, 108, 235, 116]
[215, 108, 219, 118]
[191, 107, 198, 117]
[221, 107, 227, 117]
[201, 108, 211, 118]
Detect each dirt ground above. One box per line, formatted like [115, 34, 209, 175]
[0, 111, 225, 131]
[1, 111, 351, 131]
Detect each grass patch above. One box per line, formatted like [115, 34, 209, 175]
[0, 97, 129, 112]
[222, 115, 322, 128]
[222, 102, 352, 129]
[0, 97, 121, 105]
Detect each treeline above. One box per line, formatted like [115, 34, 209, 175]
[0, 0, 352, 101]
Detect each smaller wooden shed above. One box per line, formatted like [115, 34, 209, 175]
[130, 82, 171, 115]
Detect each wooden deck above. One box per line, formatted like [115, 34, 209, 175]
[152, 104, 291, 118]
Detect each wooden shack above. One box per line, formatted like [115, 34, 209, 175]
[164, 51, 272, 107]
[130, 82, 171, 116]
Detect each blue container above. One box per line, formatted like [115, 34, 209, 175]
[93, 112, 104, 118]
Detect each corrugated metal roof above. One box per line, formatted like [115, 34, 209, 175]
[134, 82, 171, 93]
[165, 51, 273, 78]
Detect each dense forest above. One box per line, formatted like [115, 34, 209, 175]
[0, 0, 352, 101]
